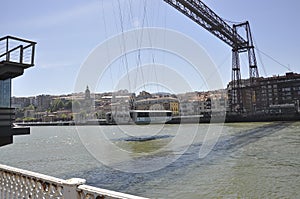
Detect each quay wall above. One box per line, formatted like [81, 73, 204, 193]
[15, 112, 300, 126]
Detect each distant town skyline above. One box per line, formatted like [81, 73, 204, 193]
[2, 0, 299, 97]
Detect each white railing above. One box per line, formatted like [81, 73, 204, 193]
[0, 164, 148, 199]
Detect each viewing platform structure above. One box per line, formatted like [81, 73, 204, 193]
[0, 36, 36, 147]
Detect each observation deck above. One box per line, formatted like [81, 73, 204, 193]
[0, 36, 36, 79]
[0, 36, 36, 147]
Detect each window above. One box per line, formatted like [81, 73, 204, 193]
[282, 87, 291, 92]
[285, 92, 291, 96]
[0, 79, 11, 107]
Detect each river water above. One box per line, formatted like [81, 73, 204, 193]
[0, 122, 299, 198]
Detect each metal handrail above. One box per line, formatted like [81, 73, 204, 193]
[0, 35, 37, 45]
[0, 45, 22, 60]
[0, 36, 36, 66]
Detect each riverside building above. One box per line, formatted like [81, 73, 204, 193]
[135, 97, 179, 116]
[227, 72, 300, 114]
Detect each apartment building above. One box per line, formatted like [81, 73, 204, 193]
[255, 72, 300, 113]
[228, 72, 300, 114]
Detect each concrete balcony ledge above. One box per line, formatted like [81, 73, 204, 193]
[0, 61, 32, 80]
[12, 125, 30, 135]
[0, 163, 148, 199]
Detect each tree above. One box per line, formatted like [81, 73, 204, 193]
[60, 113, 67, 121]
[51, 99, 64, 112]
[64, 101, 72, 110]
[25, 104, 35, 110]
[72, 100, 81, 112]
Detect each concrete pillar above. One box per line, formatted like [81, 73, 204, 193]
[63, 178, 86, 199]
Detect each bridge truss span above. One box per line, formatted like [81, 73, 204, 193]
[163, 0, 259, 112]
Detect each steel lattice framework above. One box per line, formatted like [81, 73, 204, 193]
[163, 0, 259, 112]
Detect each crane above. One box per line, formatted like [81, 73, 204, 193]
[163, 0, 259, 112]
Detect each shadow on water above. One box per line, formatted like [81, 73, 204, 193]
[66, 122, 289, 193]
[122, 134, 173, 142]
[212, 122, 288, 152]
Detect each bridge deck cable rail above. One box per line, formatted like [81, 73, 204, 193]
[0, 163, 148, 199]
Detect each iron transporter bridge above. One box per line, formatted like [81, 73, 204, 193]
[163, 0, 259, 112]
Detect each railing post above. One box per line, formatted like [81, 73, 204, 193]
[20, 45, 23, 64]
[62, 178, 86, 199]
[31, 44, 35, 66]
[6, 37, 9, 57]
[6, 37, 9, 62]
[6, 53, 10, 62]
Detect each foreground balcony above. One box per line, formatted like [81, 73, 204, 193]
[0, 163, 147, 199]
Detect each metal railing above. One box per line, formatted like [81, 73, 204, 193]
[0, 164, 148, 199]
[0, 36, 36, 66]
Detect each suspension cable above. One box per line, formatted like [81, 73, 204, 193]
[117, 0, 132, 92]
[255, 48, 292, 71]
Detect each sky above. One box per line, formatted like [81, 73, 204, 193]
[1, 0, 299, 97]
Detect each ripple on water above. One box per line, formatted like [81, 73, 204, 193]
[0, 123, 299, 198]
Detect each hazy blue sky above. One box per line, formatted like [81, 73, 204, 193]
[1, 0, 299, 96]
